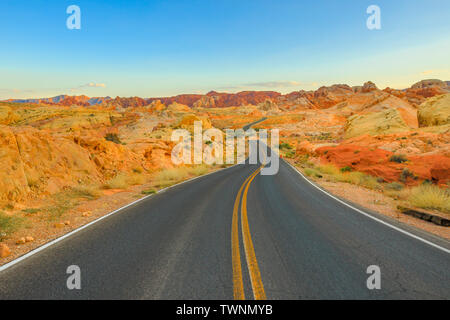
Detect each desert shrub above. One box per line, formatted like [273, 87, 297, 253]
[0, 211, 24, 241]
[141, 189, 156, 195]
[279, 142, 293, 150]
[317, 164, 340, 176]
[4, 203, 14, 210]
[304, 168, 322, 178]
[43, 197, 74, 220]
[105, 173, 146, 189]
[340, 166, 353, 173]
[400, 168, 416, 182]
[389, 154, 408, 163]
[316, 164, 381, 189]
[133, 167, 144, 174]
[337, 171, 364, 185]
[70, 185, 102, 200]
[408, 184, 450, 213]
[188, 165, 209, 176]
[317, 132, 331, 140]
[127, 173, 146, 186]
[385, 182, 404, 191]
[284, 150, 295, 158]
[105, 133, 122, 144]
[26, 175, 40, 188]
[155, 167, 189, 182]
[22, 208, 40, 214]
[358, 174, 382, 190]
[105, 174, 129, 189]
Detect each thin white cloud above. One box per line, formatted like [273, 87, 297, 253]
[218, 80, 302, 91]
[421, 70, 435, 75]
[70, 82, 107, 92]
[245, 81, 301, 88]
[86, 82, 106, 88]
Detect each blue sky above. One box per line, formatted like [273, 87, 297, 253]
[0, 0, 449, 99]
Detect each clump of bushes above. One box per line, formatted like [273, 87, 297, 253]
[70, 185, 102, 200]
[304, 168, 323, 178]
[155, 167, 189, 182]
[104, 173, 146, 189]
[408, 184, 450, 213]
[316, 164, 340, 176]
[0, 211, 24, 241]
[400, 168, 417, 182]
[279, 142, 293, 150]
[385, 182, 404, 191]
[141, 189, 156, 195]
[154, 165, 211, 185]
[315, 164, 381, 190]
[389, 154, 408, 163]
[105, 133, 122, 144]
[284, 150, 296, 158]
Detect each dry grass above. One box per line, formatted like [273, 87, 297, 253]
[141, 189, 156, 195]
[104, 173, 147, 189]
[155, 167, 190, 182]
[0, 211, 24, 241]
[105, 174, 129, 189]
[304, 168, 323, 178]
[127, 173, 146, 186]
[407, 184, 450, 213]
[153, 165, 212, 188]
[317, 164, 340, 176]
[303, 162, 448, 214]
[188, 164, 210, 176]
[70, 185, 102, 200]
[315, 164, 382, 190]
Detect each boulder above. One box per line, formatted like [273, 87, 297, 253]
[0, 244, 11, 258]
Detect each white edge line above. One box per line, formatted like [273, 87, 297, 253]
[284, 160, 450, 254]
[0, 162, 243, 272]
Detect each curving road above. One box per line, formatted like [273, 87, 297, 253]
[0, 153, 449, 299]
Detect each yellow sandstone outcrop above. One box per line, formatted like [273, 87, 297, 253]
[344, 109, 412, 139]
[418, 94, 450, 127]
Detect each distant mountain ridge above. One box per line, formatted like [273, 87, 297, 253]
[6, 95, 112, 106]
[4, 79, 449, 109]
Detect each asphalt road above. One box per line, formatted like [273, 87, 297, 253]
[1, 155, 449, 299]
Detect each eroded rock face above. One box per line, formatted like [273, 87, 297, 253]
[258, 99, 280, 112]
[0, 125, 104, 201]
[344, 109, 410, 139]
[356, 81, 378, 93]
[411, 79, 448, 89]
[0, 125, 31, 201]
[418, 94, 450, 127]
[147, 100, 166, 113]
[177, 114, 213, 130]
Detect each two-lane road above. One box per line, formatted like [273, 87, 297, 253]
[0, 158, 449, 299]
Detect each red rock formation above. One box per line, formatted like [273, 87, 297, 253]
[315, 144, 450, 185]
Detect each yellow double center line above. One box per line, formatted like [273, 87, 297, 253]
[232, 165, 267, 300]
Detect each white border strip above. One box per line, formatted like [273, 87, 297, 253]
[0, 163, 242, 272]
[284, 160, 450, 254]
